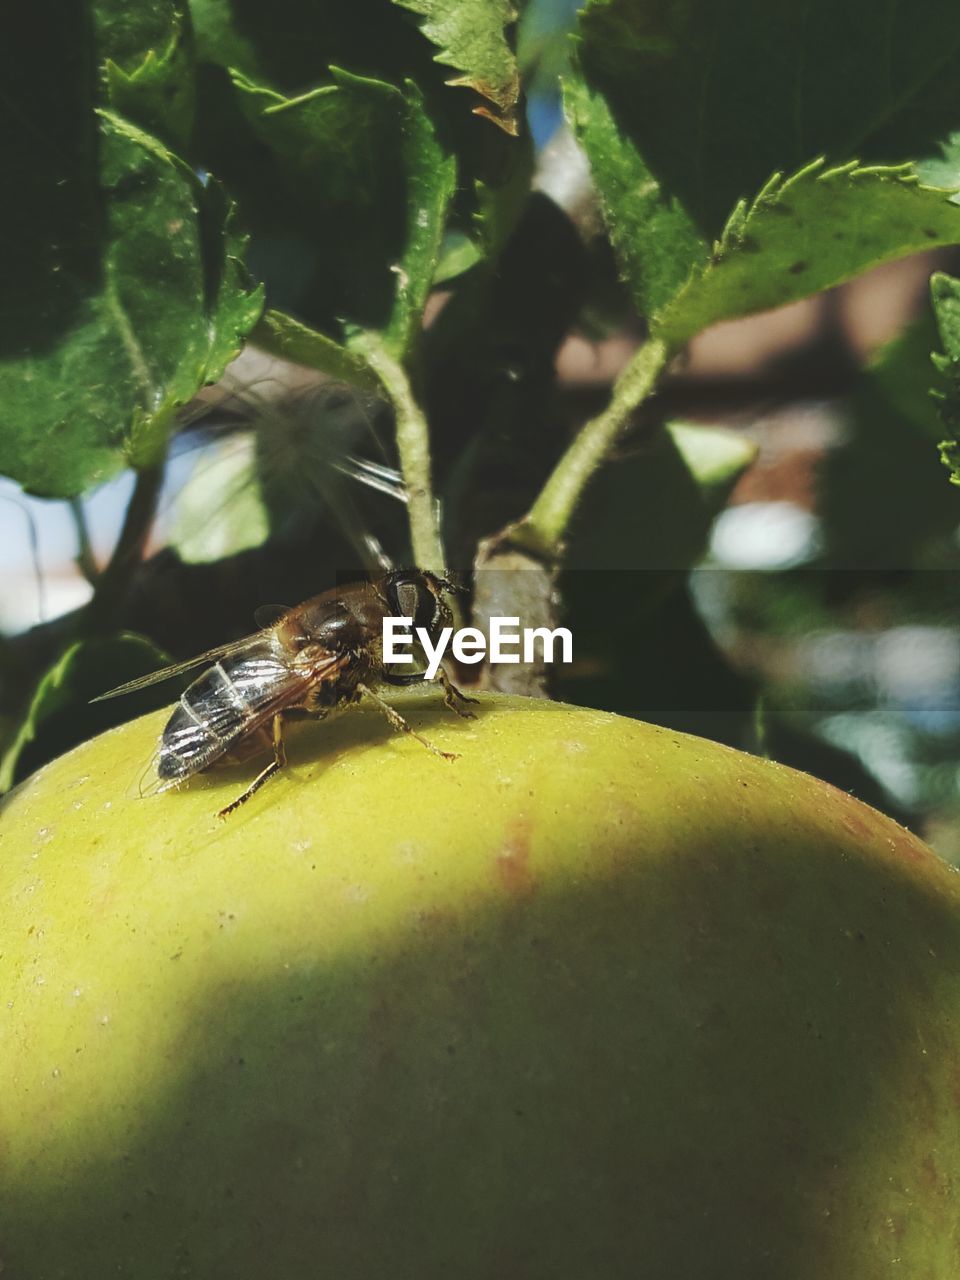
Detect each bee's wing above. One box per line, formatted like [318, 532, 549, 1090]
[138, 647, 352, 798]
[90, 635, 264, 702]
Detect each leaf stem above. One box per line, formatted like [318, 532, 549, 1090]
[510, 335, 669, 559]
[84, 464, 164, 626]
[353, 334, 445, 572]
[69, 498, 99, 586]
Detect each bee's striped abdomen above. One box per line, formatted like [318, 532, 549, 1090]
[156, 645, 289, 782]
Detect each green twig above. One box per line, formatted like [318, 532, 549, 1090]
[508, 336, 669, 559]
[352, 334, 445, 572]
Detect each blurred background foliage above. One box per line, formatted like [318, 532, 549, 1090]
[2, 0, 960, 857]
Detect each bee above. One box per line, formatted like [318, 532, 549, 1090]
[94, 571, 477, 818]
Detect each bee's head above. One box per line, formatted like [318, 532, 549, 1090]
[382, 569, 454, 639]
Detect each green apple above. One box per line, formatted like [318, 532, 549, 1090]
[1, 694, 959, 1277]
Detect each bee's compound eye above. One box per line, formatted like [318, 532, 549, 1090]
[395, 581, 421, 620]
[386, 573, 443, 633]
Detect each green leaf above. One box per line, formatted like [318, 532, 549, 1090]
[576, 0, 960, 239]
[0, 111, 263, 497]
[931, 271, 960, 484]
[916, 131, 960, 197]
[0, 633, 171, 792]
[230, 68, 454, 359]
[868, 308, 946, 440]
[821, 308, 960, 560]
[432, 231, 484, 284]
[252, 313, 382, 392]
[97, 1, 196, 150]
[189, 0, 527, 292]
[667, 424, 758, 513]
[571, 0, 960, 336]
[563, 71, 703, 318]
[654, 161, 960, 350]
[383, 80, 458, 356]
[170, 435, 270, 564]
[390, 0, 520, 134]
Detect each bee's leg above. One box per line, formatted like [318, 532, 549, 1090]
[435, 666, 478, 719]
[357, 683, 459, 761]
[218, 714, 287, 819]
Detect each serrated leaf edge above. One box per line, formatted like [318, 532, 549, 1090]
[391, 0, 520, 133]
[656, 158, 960, 347]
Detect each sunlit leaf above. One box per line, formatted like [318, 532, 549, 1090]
[432, 231, 483, 284]
[668, 424, 758, 513]
[564, 71, 702, 319]
[576, 0, 960, 236]
[570, 0, 960, 338]
[654, 161, 960, 349]
[0, 111, 263, 496]
[384, 79, 458, 355]
[390, 0, 520, 134]
[916, 130, 960, 197]
[170, 436, 270, 564]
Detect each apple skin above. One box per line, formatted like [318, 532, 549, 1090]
[1, 693, 960, 1278]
